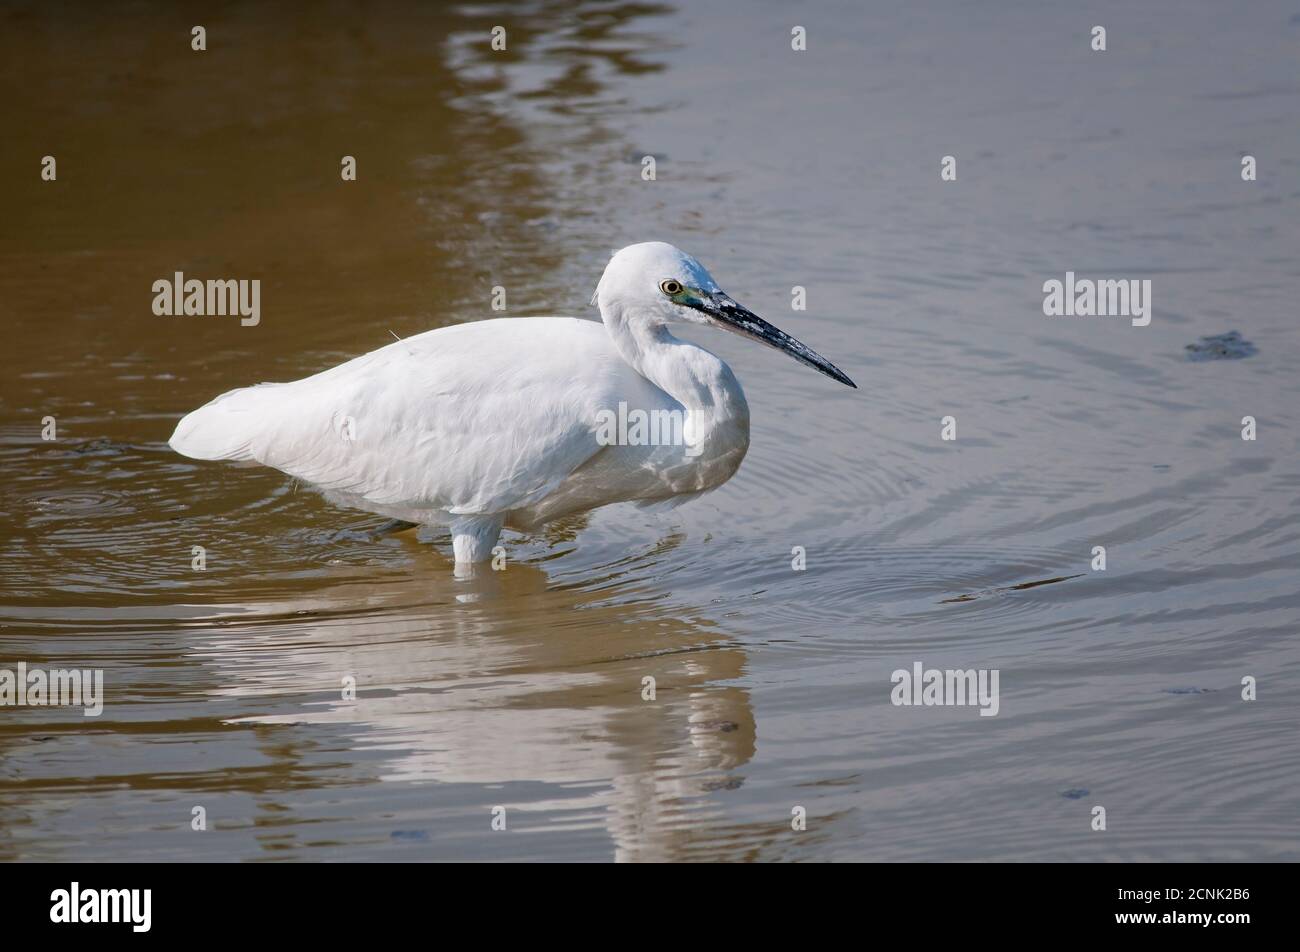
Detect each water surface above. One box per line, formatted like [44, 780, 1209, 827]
[2, 0, 1298, 861]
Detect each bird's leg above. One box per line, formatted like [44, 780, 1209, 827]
[449, 514, 505, 564]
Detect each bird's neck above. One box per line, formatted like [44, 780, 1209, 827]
[602, 307, 745, 424]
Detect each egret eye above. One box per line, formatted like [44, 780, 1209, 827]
[660, 279, 684, 296]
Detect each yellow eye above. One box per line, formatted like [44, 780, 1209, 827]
[660, 279, 684, 296]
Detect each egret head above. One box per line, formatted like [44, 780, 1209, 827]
[594, 241, 856, 388]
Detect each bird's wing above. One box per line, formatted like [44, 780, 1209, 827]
[170, 317, 651, 515]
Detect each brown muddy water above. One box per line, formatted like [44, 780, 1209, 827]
[2, 1, 1299, 861]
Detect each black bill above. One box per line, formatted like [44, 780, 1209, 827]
[689, 290, 857, 389]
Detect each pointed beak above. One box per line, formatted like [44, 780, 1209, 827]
[691, 290, 857, 389]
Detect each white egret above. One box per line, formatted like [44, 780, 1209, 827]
[170, 242, 855, 565]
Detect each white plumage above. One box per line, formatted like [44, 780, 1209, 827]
[171, 242, 854, 565]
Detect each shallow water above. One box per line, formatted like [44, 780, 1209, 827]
[2, 0, 1299, 861]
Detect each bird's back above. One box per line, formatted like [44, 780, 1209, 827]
[170, 316, 662, 516]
